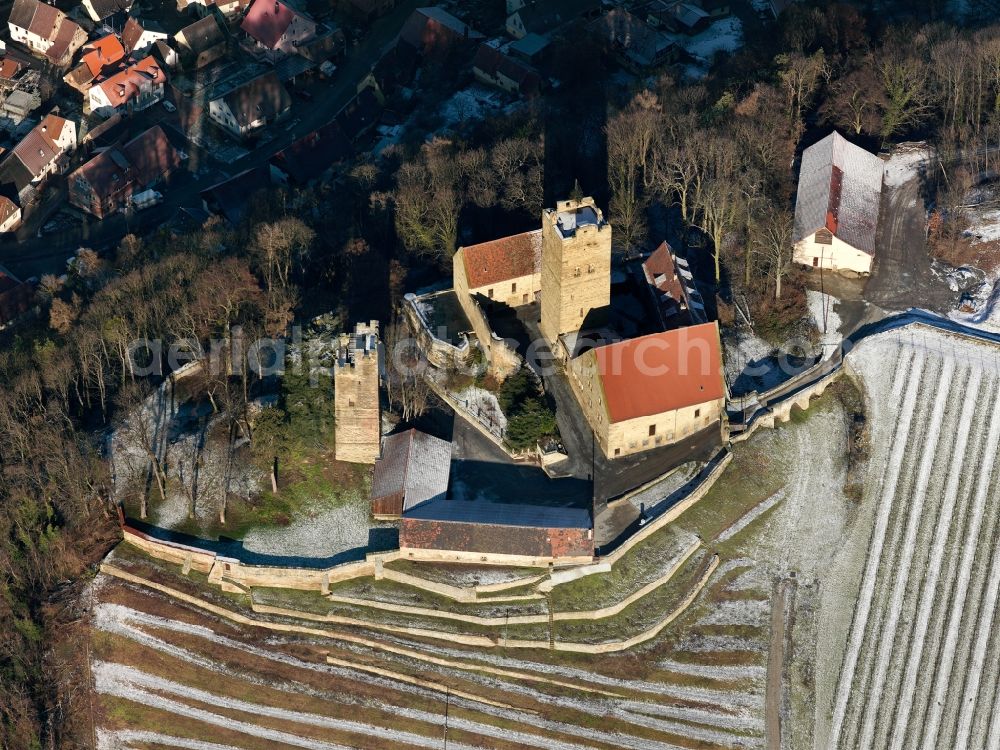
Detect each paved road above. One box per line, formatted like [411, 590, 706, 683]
[864, 165, 954, 312]
[0, 0, 422, 279]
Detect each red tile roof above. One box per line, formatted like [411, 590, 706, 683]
[79, 34, 125, 77]
[461, 228, 541, 289]
[240, 0, 295, 49]
[592, 322, 724, 422]
[97, 56, 165, 107]
[0, 58, 23, 80]
[642, 241, 685, 302]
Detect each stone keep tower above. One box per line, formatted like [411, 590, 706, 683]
[334, 321, 381, 464]
[539, 197, 612, 345]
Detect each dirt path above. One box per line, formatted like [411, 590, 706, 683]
[865, 175, 954, 311]
[766, 578, 793, 750]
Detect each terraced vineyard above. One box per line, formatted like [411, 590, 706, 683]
[819, 330, 1000, 750]
[91, 547, 772, 750]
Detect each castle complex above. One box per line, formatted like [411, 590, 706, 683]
[333, 320, 381, 464]
[449, 196, 727, 460]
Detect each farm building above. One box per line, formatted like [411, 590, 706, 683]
[399, 500, 594, 565]
[792, 130, 884, 275]
[567, 322, 726, 459]
[370, 428, 451, 518]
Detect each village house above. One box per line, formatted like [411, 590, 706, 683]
[0, 196, 21, 233]
[240, 0, 318, 60]
[121, 17, 169, 57]
[8, 0, 87, 68]
[269, 120, 351, 185]
[0, 57, 24, 83]
[370, 428, 451, 518]
[642, 0, 710, 34]
[591, 9, 679, 71]
[0, 67, 43, 127]
[792, 130, 883, 275]
[471, 43, 540, 97]
[68, 125, 181, 218]
[87, 56, 167, 117]
[334, 321, 381, 464]
[0, 114, 77, 202]
[177, 0, 250, 18]
[695, 0, 731, 18]
[208, 71, 291, 140]
[567, 322, 726, 459]
[399, 7, 483, 56]
[81, 0, 133, 23]
[505, 0, 599, 39]
[174, 15, 227, 70]
[63, 34, 126, 93]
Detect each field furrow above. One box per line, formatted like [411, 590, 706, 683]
[886, 368, 985, 750]
[827, 348, 928, 748]
[854, 356, 956, 749]
[918, 369, 1000, 749]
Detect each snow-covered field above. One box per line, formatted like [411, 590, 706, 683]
[817, 330, 1000, 750]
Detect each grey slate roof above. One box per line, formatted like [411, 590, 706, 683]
[372, 428, 452, 511]
[793, 130, 884, 256]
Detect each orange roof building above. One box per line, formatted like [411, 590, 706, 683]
[568, 321, 726, 458]
[87, 56, 166, 116]
[453, 228, 542, 307]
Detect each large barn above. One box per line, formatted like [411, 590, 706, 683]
[792, 130, 884, 275]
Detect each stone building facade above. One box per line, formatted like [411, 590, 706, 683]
[334, 321, 381, 464]
[539, 197, 612, 345]
[567, 322, 726, 458]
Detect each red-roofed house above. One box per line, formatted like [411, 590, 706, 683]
[240, 0, 317, 58]
[87, 56, 166, 117]
[63, 34, 126, 92]
[453, 228, 542, 308]
[568, 321, 726, 458]
[0, 114, 77, 201]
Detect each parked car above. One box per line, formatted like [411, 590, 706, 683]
[162, 101, 176, 113]
[295, 89, 313, 101]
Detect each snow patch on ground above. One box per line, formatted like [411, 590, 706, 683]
[963, 207, 1000, 243]
[241, 493, 370, 559]
[452, 385, 508, 432]
[696, 598, 770, 627]
[684, 17, 743, 61]
[807, 290, 843, 352]
[884, 144, 931, 188]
